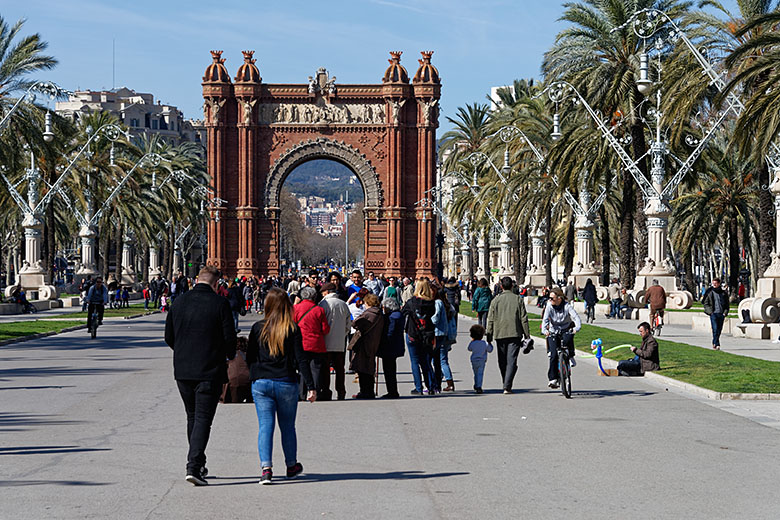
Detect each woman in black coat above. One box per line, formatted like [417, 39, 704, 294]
[378, 297, 405, 399]
[582, 278, 598, 324]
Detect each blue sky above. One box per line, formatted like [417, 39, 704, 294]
[5, 0, 740, 134]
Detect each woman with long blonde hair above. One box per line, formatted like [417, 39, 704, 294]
[247, 288, 316, 485]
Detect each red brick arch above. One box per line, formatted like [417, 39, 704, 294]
[202, 50, 440, 278]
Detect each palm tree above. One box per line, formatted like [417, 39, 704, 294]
[543, 0, 692, 288]
[720, 7, 780, 274]
[439, 103, 491, 277]
[0, 16, 57, 281]
[671, 131, 759, 297]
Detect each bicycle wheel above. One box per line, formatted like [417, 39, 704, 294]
[558, 350, 571, 398]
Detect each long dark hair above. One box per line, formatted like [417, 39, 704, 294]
[261, 288, 295, 357]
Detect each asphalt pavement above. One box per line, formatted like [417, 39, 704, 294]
[2, 311, 780, 519]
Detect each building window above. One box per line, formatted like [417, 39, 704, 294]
[130, 118, 139, 127]
[152, 119, 158, 130]
[145, 114, 150, 128]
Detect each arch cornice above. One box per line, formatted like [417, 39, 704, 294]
[264, 137, 383, 209]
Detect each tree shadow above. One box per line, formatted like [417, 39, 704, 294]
[0, 385, 76, 391]
[0, 480, 112, 487]
[0, 445, 111, 456]
[0, 412, 86, 431]
[0, 366, 137, 380]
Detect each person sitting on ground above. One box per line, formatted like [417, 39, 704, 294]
[617, 322, 660, 376]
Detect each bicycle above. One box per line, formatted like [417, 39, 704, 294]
[88, 303, 103, 339]
[548, 330, 573, 399]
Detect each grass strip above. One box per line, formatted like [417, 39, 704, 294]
[40, 303, 150, 321]
[461, 301, 780, 394]
[0, 320, 85, 342]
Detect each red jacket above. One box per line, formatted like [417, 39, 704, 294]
[294, 299, 330, 353]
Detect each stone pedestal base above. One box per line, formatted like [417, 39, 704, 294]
[524, 271, 548, 289]
[632, 273, 693, 309]
[75, 266, 100, 277]
[3, 271, 58, 301]
[737, 275, 780, 324]
[120, 269, 137, 287]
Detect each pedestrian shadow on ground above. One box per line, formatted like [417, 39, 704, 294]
[205, 470, 469, 486]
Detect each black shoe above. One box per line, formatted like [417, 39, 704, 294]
[380, 393, 399, 399]
[260, 467, 272, 485]
[286, 462, 303, 479]
[410, 389, 420, 395]
[186, 472, 208, 486]
[200, 466, 208, 479]
[475, 387, 483, 394]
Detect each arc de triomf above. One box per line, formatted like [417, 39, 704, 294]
[201, 50, 441, 279]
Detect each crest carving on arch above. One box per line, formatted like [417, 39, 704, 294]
[264, 138, 384, 209]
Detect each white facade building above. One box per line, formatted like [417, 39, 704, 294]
[56, 87, 206, 146]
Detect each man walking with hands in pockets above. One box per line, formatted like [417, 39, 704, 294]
[486, 277, 531, 394]
[165, 265, 236, 486]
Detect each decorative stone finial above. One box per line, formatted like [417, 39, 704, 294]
[383, 51, 409, 83]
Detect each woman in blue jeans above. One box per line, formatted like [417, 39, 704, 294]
[247, 288, 316, 485]
[432, 289, 455, 392]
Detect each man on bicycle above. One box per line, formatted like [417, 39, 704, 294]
[645, 279, 667, 333]
[86, 278, 109, 331]
[541, 287, 581, 389]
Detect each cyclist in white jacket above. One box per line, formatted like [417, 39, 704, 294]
[541, 287, 581, 388]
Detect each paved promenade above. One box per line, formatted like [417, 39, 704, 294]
[2, 311, 780, 519]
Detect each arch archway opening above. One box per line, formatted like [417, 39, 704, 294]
[277, 158, 365, 273]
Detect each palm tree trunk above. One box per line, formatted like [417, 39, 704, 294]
[515, 221, 529, 284]
[141, 242, 149, 283]
[482, 230, 491, 282]
[563, 218, 574, 280]
[545, 207, 554, 288]
[683, 250, 695, 297]
[45, 203, 56, 283]
[729, 219, 740, 300]
[100, 226, 111, 281]
[115, 219, 123, 284]
[599, 206, 610, 286]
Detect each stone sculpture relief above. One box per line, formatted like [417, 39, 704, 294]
[257, 102, 385, 125]
[418, 98, 439, 126]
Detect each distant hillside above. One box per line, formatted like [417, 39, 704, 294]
[285, 160, 364, 202]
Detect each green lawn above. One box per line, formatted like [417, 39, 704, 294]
[40, 303, 153, 321]
[0, 320, 85, 342]
[460, 301, 780, 394]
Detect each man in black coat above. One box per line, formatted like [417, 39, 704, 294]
[165, 265, 236, 486]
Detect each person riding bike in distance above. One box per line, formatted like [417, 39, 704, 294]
[86, 277, 109, 332]
[541, 287, 581, 389]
